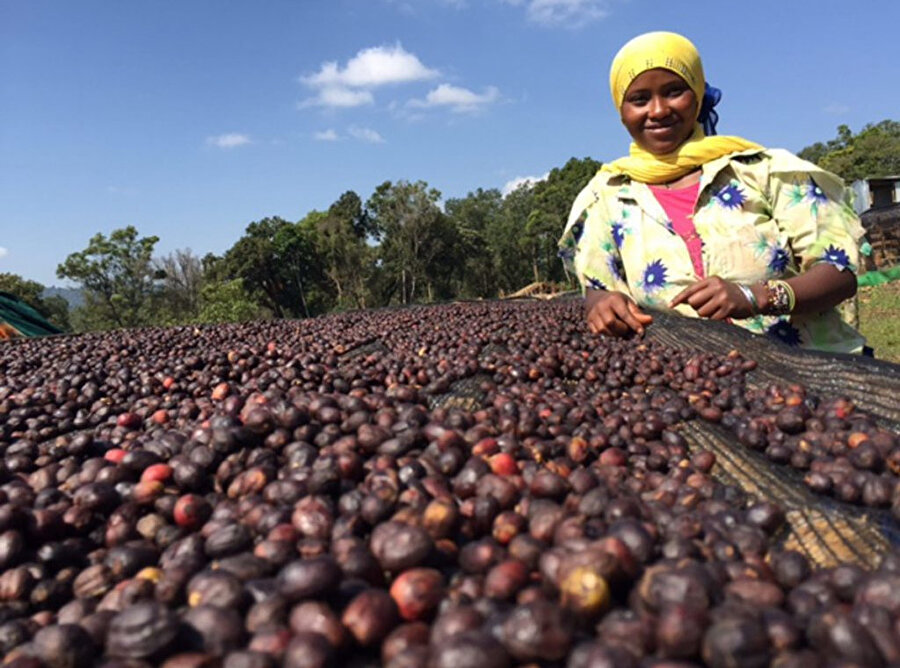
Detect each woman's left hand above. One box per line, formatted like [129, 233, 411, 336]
[669, 276, 754, 320]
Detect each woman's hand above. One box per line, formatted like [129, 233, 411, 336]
[585, 289, 653, 337]
[669, 276, 757, 320]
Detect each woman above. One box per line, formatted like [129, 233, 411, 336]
[558, 31, 868, 354]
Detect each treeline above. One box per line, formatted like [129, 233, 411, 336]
[11, 157, 602, 332]
[797, 120, 900, 182]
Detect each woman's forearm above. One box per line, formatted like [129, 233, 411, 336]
[750, 263, 857, 315]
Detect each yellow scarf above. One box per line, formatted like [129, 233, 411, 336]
[600, 124, 763, 184]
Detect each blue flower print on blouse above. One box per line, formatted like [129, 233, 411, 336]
[607, 255, 624, 281]
[587, 276, 607, 291]
[611, 221, 625, 248]
[640, 259, 668, 294]
[571, 222, 584, 244]
[806, 177, 829, 206]
[821, 244, 851, 270]
[767, 320, 802, 346]
[768, 246, 790, 274]
[570, 210, 587, 243]
[714, 182, 746, 210]
[800, 177, 830, 217]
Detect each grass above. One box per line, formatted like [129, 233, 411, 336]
[858, 280, 900, 363]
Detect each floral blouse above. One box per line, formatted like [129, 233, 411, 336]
[558, 148, 868, 353]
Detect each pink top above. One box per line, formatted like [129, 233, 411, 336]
[649, 182, 704, 278]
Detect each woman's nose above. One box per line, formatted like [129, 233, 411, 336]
[647, 95, 667, 118]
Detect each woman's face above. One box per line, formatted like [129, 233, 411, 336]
[620, 68, 698, 155]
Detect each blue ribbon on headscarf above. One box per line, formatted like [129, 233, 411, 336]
[698, 83, 722, 136]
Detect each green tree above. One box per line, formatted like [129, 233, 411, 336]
[367, 180, 452, 304]
[314, 191, 374, 309]
[220, 216, 326, 318]
[445, 188, 503, 298]
[56, 226, 160, 330]
[196, 279, 268, 324]
[0, 273, 70, 330]
[153, 248, 205, 324]
[798, 124, 853, 165]
[799, 120, 900, 182]
[491, 183, 536, 294]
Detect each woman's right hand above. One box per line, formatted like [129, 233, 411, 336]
[585, 289, 653, 337]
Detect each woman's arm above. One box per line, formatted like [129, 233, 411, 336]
[669, 263, 857, 320]
[759, 263, 856, 314]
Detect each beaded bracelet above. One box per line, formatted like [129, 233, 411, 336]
[736, 284, 759, 316]
[765, 280, 795, 316]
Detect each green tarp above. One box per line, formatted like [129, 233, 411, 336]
[858, 266, 900, 287]
[0, 291, 63, 339]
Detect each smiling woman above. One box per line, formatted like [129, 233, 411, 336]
[558, 31, 871, 355]
[620, 69, 697, 156]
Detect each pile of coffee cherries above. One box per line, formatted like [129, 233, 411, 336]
[0, 299, 898, 667]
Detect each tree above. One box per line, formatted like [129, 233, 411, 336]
[491, 183, 537, 293]
[799, 120, 900, 182]
[154, 249, 205, 324]
[366, 180, 452, 305]
[220, 216, 326, 318]
[313, 191, 374, 309]
[196, 279, 267, 324]
[798, 124, 853, 166]
[0, 273, 70, 330]
[445, 188, 503, 298]
[56, 226, 159, 329]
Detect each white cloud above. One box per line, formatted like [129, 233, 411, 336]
[502, 172, 548, 195]
[300, 87, 375, 109]
[348, 126, 386, 143]
[824, 103, 850, 115]
[508, 0, 610, 27]
[408, 84, 501, 113]
[302, 44, 438, 90]
[314, 129, 340, 141]
[0, 247, 7, 259]
[206, 133, 252, 149]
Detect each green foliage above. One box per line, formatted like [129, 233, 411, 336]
[219, 216, 325, 318]
[312, 191, 374, 309]
[0, 273, 70, 330]
[367, 180, 454, 304]
[799, 120, 900, 182]
[195, 279, 268, 324]
[0, 273, 45, 306]
[152, 249, 205, 325]
[492, 184, 537, 293]
[445, 188, 504, 298]
[56, 226, 159, 330]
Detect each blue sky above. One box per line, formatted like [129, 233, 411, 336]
[2, 0, 898, 286]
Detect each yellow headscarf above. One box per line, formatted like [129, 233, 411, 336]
[601, 31, 762, 184]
